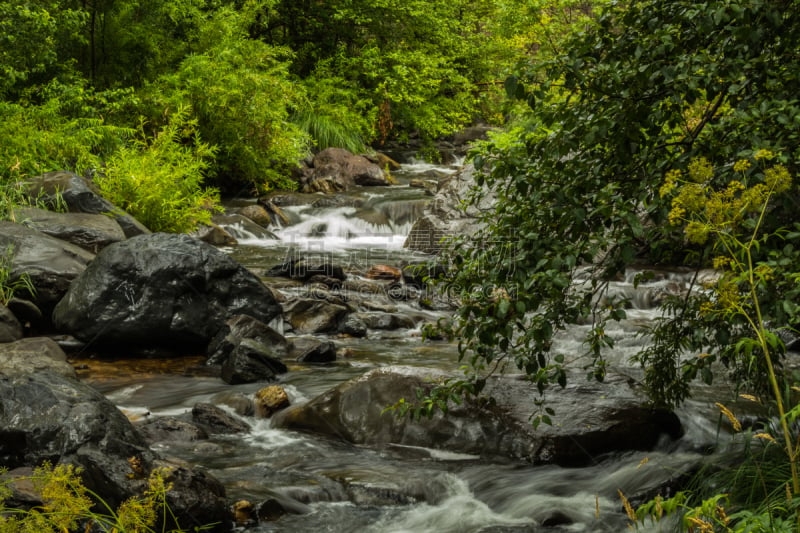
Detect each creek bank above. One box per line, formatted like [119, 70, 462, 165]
[273, 366, 682, 466]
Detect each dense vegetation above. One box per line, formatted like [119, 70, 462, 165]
[0, 0, 575, 212]
[422, 0, 800, 527]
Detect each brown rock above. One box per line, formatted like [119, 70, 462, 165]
[365, 265, 402, 281]
[239, 205, 272, 228]
[254, 385, 290, 418]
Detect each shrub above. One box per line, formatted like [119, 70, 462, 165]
[95, 107, 220, 233]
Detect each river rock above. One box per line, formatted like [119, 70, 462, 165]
[338, 314, 368, 338]
[366, 265, 402, 281]
[210, 391, 255, 417]
[0, 365, 229, 529]
[139, 417, 209, 443]
[0, 305, 22, 342]
[302, 148, 389, 192]
[192, 403, 251, 434]
[266, 258, 346, 282]
[353, 312, 416, 330]
[53, 233, 282, 353]
[404, 164, 493, 253]
[283, 299, 350, 334]
[207, 314, 290, 366]
[239, 204, 272, 228]
[191, 223, 238, 246]
[272, 366, 683, 466]
[290, 337, 337, 363]
[13, 206, 126, 253]
[25, 170, 150, 238]
[254, 385, 291, 418]
[220, 338, 289, 384]
[211, 214, 278, 240]
[0, 337, 75, 377]
[0, 221, 94, 315]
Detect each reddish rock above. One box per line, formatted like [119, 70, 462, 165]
[365, 265, 402, 281]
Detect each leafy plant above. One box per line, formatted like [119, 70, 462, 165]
[95, 107, 220, 233]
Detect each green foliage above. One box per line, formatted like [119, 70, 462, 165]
[418, 0, 800, 423]
[147, 6, 308, 193]
[95, 107, 220, 233]
[0, 462, 204, 533]
[292, 71, 374, 153]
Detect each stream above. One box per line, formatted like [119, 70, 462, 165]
[81, 161, 737, 532]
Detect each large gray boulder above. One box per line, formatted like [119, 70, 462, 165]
[0, 221, 94, 314]
[404, 164, 493, 253]
[13, 206, 126, 253]
[273, 366, 682, 466]
[53, 233, 282, 354]
[25, 171, 150, 237]
[0, 306, 22, 342]
[302, 148, 389, 193]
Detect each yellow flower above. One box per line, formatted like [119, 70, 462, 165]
[763, 164, 792, 193]
[733, 159, 751, 173]
[659, 169, 681, 197]
[712, 256, 731, 269]
[685, 220, 710, 244]
[754, 148, 776, 160]
[688, 157, 714, 183]
[667, 205, 686, 225]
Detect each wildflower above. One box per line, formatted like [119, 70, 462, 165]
[688, 157, 714, 183]
[754, 148, 776, 160]
[712, 256, 731, 269]
[763, 164, 792, 193]
[684, 220, 709, 244]
[659, 169, 681, 197]
[699, 302, 715, 315]
[754, 264, 774, 281]
[667, 205, 686, 225]
[733, 159, 751, 173]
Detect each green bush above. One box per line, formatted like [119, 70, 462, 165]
[95, 107, 220, 233]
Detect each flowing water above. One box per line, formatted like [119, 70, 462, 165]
[84, 161, 738, 532]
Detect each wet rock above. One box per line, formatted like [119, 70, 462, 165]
[139, 417, 209, 443]
[289, 337, 337, 363]
[25, 170, 150, 237]
[190, 223, 238, 246]
[338, 314, 368, 338]
[265, 258, 346, 282]
[239, 204, 273, 228]
[0, 364, 230, 530]
[220, 338, 288, 384]
[210, 391, 255, 417]
[302, 148, 389, 192]
[53, 233, 282, 354]
[207, 314, 290, 366]
[353, 312, 416, 330]
[256, 198, 291, 226]
[233, 499, 257, 526]
[273, 367, 683, 466]
[6, 297, 43, 326]
[386, 282, 420, 301]
[13, 207, 126, 253]
[254, 385, 291, 418]
[342, 280, 386, 295]
[0, 337, 75, 378]
[283, 299, 349, 334]
[0, 305, 22, 342]
[366, 264, 402, 281]
[0, 221, 94, 315]
[305, 274, 344, 290]
[404, 164, 493, 253]
[191, 403, 251, 434]
[155, 460, 229, 532]
[368, 152, 402, 171]
[211, 213, 278, 240]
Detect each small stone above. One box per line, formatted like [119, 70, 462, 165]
[254, 386, 291, 418]
[365, 265, 402, 281]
